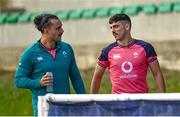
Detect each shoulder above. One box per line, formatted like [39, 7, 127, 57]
[57, 41, 74, 55]
[57, 41, 72, 48]
[102, 42, 118, 53]
[20, 41, 40, 59]
[134, 39, 156, 56]
[134, 39, 154, 49]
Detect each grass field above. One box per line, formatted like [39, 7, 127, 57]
[0, 68, 180, 116]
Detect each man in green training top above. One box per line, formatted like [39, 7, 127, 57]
[14, 13, 86, 116]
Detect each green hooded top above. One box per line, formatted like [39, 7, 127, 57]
[14, 40, 86, 116]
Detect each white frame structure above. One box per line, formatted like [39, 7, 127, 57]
[38, 93, 180, 116]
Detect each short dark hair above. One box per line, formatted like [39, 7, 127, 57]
[109, 13, 131, 25]
[34, 13, 59, 33]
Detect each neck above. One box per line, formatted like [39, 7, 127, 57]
[40, 36, 56, 49]
[117, 35, 133, 47]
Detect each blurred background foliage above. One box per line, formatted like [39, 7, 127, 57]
[0, 0, 10, 9]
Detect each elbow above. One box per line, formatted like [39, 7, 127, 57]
[14, 78, 22, 88]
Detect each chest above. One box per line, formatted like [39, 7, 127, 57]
[108, 47, 147, 66]
[32, 50, 71, 72]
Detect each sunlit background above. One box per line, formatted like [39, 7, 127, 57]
[0, 0, 180, 115]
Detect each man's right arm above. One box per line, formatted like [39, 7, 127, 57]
[14, 50, 41, 89]
[90, 64, 106, 94]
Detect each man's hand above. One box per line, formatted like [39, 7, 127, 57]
[40, 73, 53, 87]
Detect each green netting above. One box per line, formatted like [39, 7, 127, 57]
[69, 9, 84, 20]
[82, 9, 97, 19]
[18, 12, 32, 23]
[142, 4, 157, 15]
[110, 6, 124, 16]
[158, 2, 173, 13]
[123, 5, 142, 16]
[56, 10, 71, 21]
[6, 13, 21, 23]
[96, 7, 112, 17]
[0, 13, 8, 24]
[173, 2, 180, 12]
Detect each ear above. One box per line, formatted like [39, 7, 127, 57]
[125, 23, 130, 30]
[43, 28, 49, 34]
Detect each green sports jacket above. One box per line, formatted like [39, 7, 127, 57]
[14, 40, 86, 116]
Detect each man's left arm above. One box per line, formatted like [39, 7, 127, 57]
[69, 46, 86, 94]
[149, 59, 166, 93]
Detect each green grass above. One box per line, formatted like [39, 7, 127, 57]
[0, 71, 33, 115]
[0, 68, 180, 115]
[80, 68, 180, 93]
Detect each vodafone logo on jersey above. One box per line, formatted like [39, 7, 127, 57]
[121, 61, 133, 73]
[120, 61, 137, 79]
